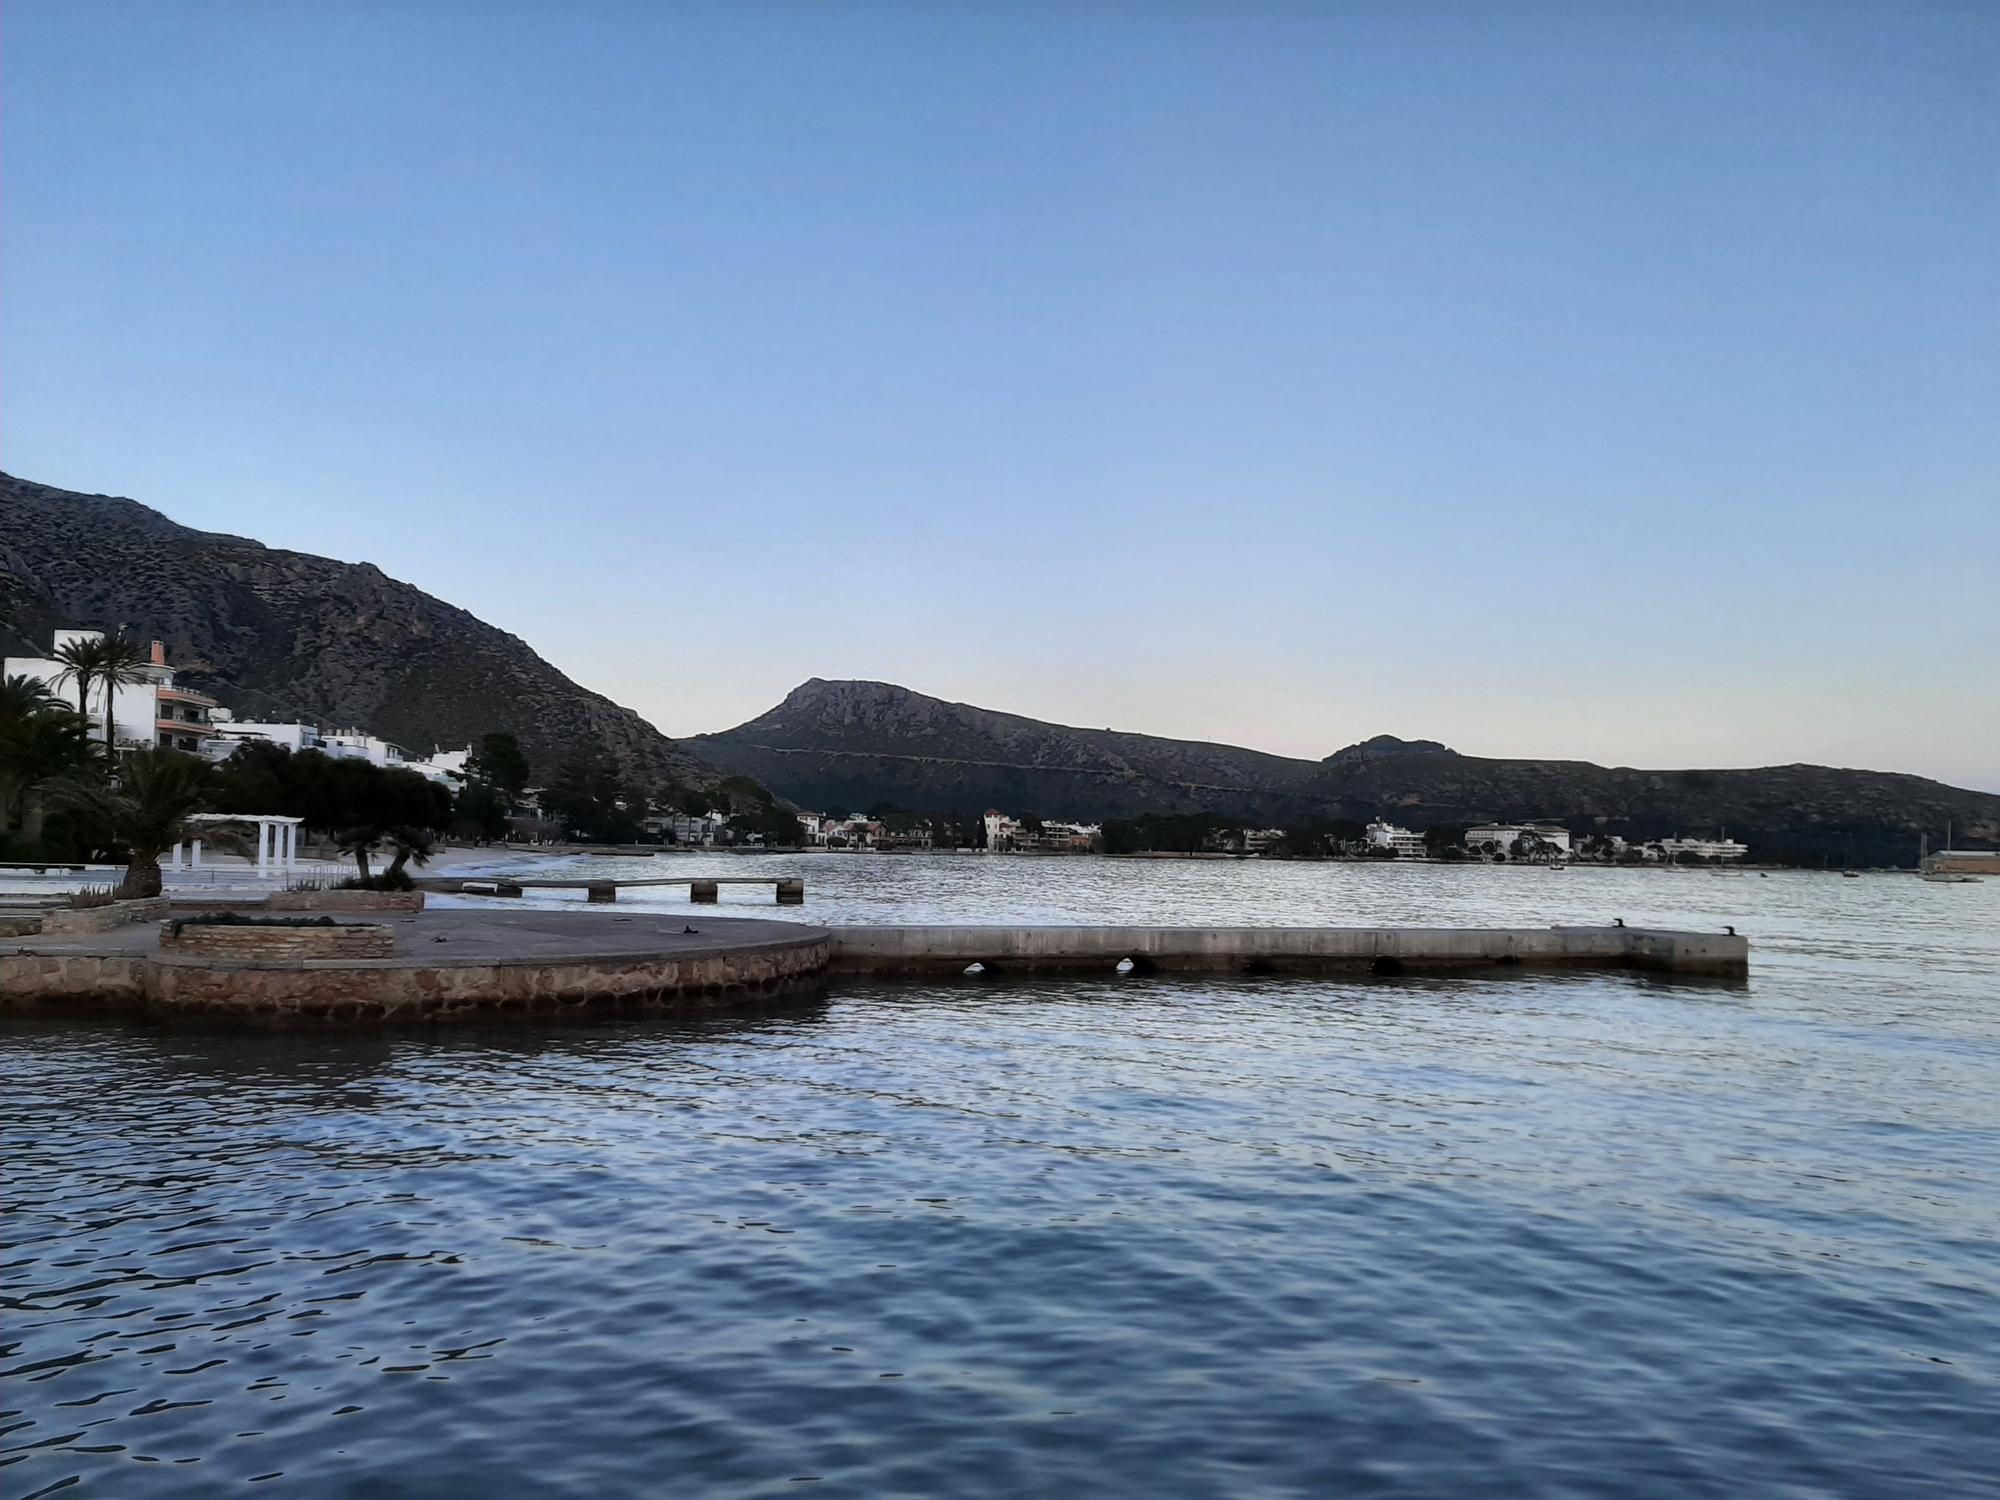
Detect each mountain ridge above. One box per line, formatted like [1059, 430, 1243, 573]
[691, 678, 2000, 863]
[0, 472, 718, 789]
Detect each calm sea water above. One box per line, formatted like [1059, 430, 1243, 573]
[5, 857, 1997, 1497]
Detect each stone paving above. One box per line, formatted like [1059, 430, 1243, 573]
[8, 908, 823, 967]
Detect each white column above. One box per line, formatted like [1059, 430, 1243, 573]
[169, 841, 182, 870]
[192, 839, 203, 868]
[258, 821, 271, 873]
[285, 824, 297, 866]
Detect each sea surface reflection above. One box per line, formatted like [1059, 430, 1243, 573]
[5, 859, 1997, 1496]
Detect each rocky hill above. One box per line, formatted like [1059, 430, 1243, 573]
[693, 681, 2000, 864]
[1308, 748, 1999, 865]
[687, 678, 1327, 823]
[0, 472, 717, 789]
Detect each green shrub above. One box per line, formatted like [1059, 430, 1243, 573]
[167, 912, 348, 937]
[336, 869, 415, 892]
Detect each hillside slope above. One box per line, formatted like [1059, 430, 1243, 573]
[1310, 751, 1999, 865]
[688, 678, 1327, 822]
[693, 679, 2000, 864]
[0, 472, 717, 788]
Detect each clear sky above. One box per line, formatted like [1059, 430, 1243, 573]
[7, 2, 1996, 790]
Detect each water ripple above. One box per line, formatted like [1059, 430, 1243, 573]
[5, 862, 1998, 1496]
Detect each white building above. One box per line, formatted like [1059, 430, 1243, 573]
[982, 812, 1099, 853]
[642, 811, 729, 846]
[1655, 835, 1749, 862]
[199, 717, 467, 786]
[321, 729, 465, 786]
[1465, 822, 1573, 858]
[200, 716, 327, 762]
[1365, 821, 1428, 858]
[822, 814, 884, 848]
[4, 631, 220, 754]
[1031, 820, 1100, 852]
[425, 747, 474, 779]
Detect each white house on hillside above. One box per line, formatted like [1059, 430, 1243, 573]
[199, 714, 467, 785]
[4, 631, 220, 753]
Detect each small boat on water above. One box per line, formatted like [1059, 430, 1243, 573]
[1922, 871, 1983, 884]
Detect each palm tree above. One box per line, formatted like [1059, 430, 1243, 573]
[51, 748, 219, 898]
[0, 709, 95, 845]
[382, 826, 435, 884]
[334, 823, 435, 889]
[51, 634, 154, 752]
[0, 678, 94, 846]
[0, 674, 60, 722]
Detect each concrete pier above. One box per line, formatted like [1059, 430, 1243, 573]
[1, 911, 831, 1025]
[424, 875, 802, 905]
[829, 924, 1747, 978]
[0, 916, 1747, 1027]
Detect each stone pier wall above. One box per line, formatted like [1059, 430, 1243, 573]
[161, 922, 396, 961]
[0, 953, 149, 1011]
[143, 933, 831, 1024]
[266, 890, 426, 913]
[38, 897, 170, 935]
[829, 924, 1748, 977]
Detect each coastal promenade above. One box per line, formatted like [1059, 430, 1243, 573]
[1, 909, 1746, 1024]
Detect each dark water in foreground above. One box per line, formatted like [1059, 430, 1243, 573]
[5, 863, 1998, 1497]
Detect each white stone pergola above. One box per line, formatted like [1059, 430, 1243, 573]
[172, 813, 305, 876]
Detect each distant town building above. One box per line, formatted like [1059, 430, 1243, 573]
[1923, 849, 1997, 875]
[1465, 822, 1573, 858]
[1655, 835, 1748, 862]
[983, 811, 1099, 853]
[1242, 828, 1288, 854]
[1365, 821, 1428, 858]
[4, 632, 219, 753]
[811, 813, 885, 848]
[645, 811, 728, 846]
[1028, 820, 1100, 852]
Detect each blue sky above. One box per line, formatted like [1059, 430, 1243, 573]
[7, 2, 1996, 790]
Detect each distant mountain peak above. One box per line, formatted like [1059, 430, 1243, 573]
[1323, 734, 1455, 767]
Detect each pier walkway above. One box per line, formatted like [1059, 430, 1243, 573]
[420, 875, 805, 904]
[829, 924, 1747, 977]
[3, 913, 1746, 1026]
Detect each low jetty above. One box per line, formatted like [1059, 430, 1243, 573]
[0, 911, 1746, 1025]
[830, 924, 1747, 977]
[419, 875, 804, 904]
